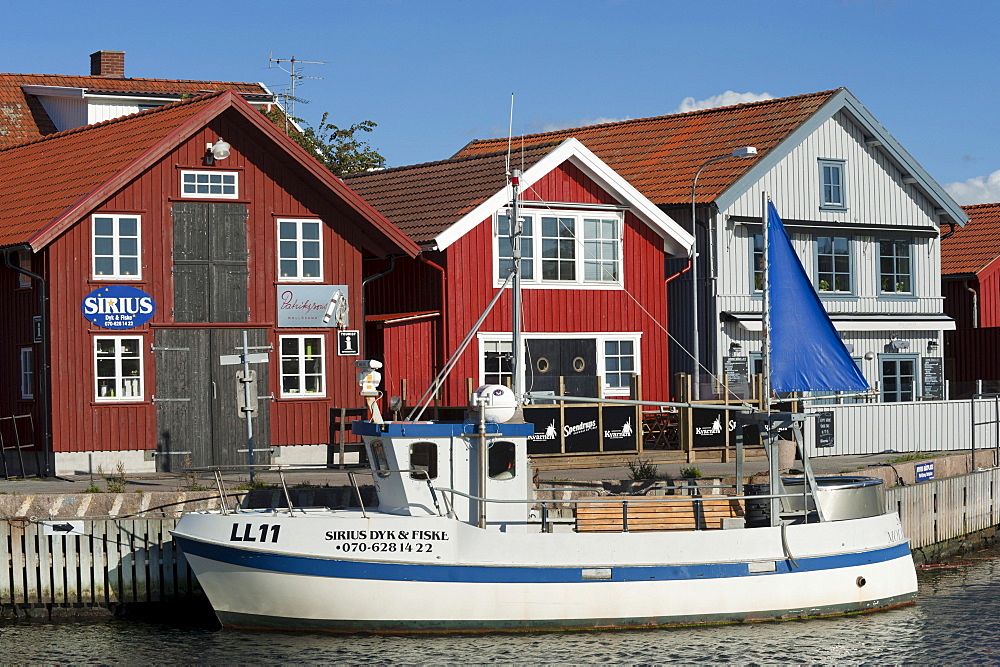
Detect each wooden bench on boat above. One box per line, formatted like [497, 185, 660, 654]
[575, 496, 744, 532]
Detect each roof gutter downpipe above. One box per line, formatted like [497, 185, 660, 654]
[361, 255, 398, 358]
[966, 282, 978, 328]
[3, 246, 52, 476]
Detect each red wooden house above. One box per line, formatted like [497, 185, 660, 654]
[0, 91, 418, 476]
[345, 138, 694, 420]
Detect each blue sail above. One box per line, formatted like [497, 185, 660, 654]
[767, 201, 868, 392]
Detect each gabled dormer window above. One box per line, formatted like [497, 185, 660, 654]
[496, 209, 622, 288]
[819, 159, 846, 210]
[181, 170, 239, 199]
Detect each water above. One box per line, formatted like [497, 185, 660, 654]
[2, 547, 998, 664]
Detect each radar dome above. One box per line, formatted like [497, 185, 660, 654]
[471, 385, 518, 423]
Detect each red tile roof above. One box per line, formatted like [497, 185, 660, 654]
[941, 203, 1000, 275]
[0, 94, 221, 248]
[344, 143, 557, 244]
[0, 92, 419, 258]
[0, 72, 271, 146]
[454, 90, 840, 205]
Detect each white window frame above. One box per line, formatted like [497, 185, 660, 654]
[880, 353, 918, 403]
[19, 347, 33, 399]
[277, 219, 324, 282]
[878, 238, 914, 296]
[482, 339, 513, 387]
[815, 235, 854, 294]
[279, 335, 326, 397]
[751, 232, 764, 292]
[494, 209, 623, 289]
[602, 338, 638, 394]
[94, 336, 144, 402]
[819, 159, 847, 211]
[180, 170, 239, 199]
[477, 332, 640, 397]
[92, 214, 141, 280]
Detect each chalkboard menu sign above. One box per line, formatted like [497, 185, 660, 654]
[816, 411, 835, 448]
[723, 356, 749, 384]
[922, 357, 944, 400]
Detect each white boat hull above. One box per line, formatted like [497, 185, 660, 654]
[173, 511, 917, 632]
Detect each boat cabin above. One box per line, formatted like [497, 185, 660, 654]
[353, 420, 533, 530]
[353, 384, 534, 531]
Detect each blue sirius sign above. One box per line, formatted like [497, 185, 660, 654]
[81, 285, 156, 329]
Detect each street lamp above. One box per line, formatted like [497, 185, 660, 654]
[690, 146, 758, 400]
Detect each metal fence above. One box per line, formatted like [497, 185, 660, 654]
[803, 398, 1000, 456]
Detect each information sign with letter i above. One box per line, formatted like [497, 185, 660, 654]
[338, 330, 360, 356]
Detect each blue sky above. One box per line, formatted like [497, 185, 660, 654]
[5, 0, 1000, 203]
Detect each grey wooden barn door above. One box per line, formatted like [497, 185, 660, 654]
[153, 328, 211, 471]
[172, 202, 249, 323]
[154, 328, 271, 470]
[211, 329, 271, 468]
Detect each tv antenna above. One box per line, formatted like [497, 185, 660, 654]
[268, 53, 325, 129]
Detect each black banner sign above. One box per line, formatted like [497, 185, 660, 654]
[524, 405, 640, 455]
[601, 405, 640, 452]
[692, 408, 734, 448]
[525, 407, 562, 455]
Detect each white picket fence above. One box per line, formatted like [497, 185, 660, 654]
[803, 397, 1000, 455]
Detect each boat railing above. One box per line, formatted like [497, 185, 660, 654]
[433, 486, 813, 532]
[185, 465, 877, 531]
[182, 464, 438, 518]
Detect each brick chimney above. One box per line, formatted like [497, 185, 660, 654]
[90, 50, 125, 78]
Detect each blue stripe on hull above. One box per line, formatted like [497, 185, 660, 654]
[174, 535, 912, 583]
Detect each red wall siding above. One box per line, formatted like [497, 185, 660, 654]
[41, 110, 377, 454]
[0, 254, 44, 448]
[946, 327, 1000, 382]
[378, 319, 438, 410]
[943, 277, 977, 329]
[364, 254, 444, 318]
[979, 264, 1000, 328]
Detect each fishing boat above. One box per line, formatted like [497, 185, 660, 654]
[172, 192, 918, 633]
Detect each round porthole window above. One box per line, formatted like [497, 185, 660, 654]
[572, 356, 586, 372]
[537, 357, 549, 373]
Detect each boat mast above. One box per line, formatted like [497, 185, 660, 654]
[510, 169, 524, 402]
[761, 191, 782, 526]
[761, 191, 771, 411]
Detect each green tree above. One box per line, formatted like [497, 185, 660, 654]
[263, 108, 386, 176]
